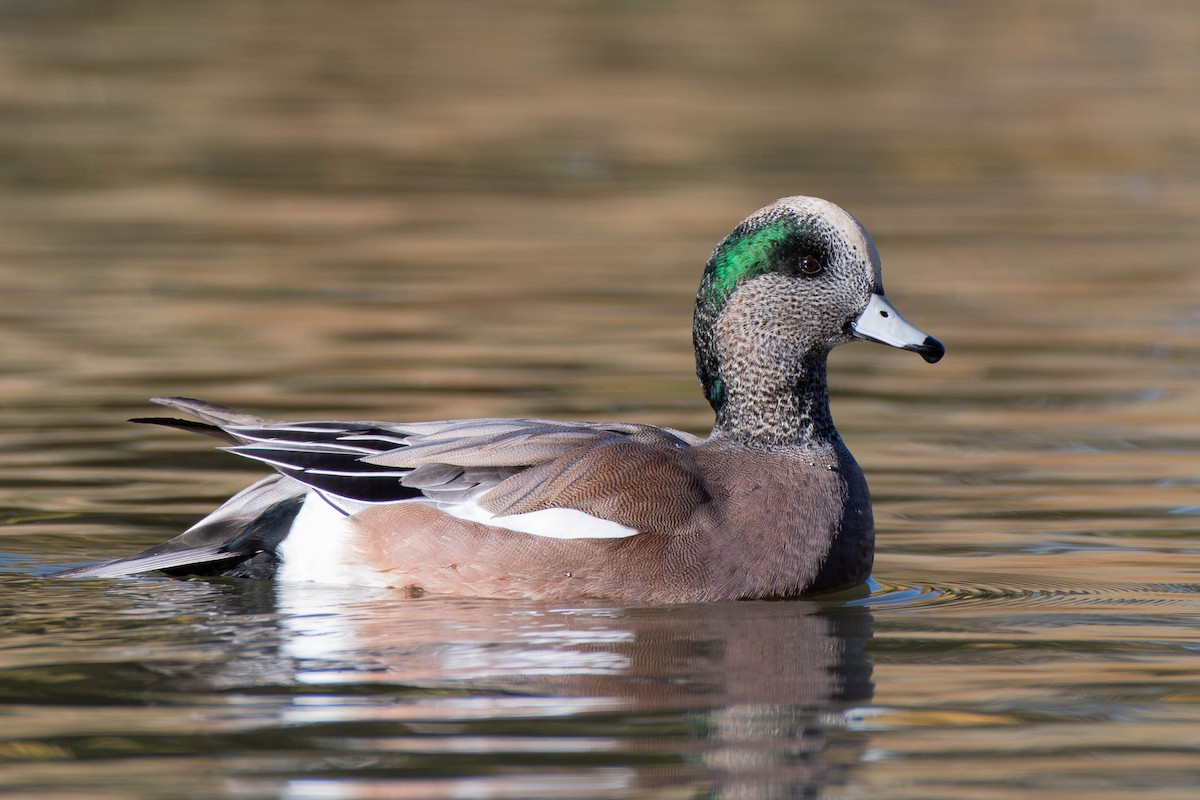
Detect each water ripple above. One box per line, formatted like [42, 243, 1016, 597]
[866, 576, 1200, 611]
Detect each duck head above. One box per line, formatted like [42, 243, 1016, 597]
[693, 196, 943, 442]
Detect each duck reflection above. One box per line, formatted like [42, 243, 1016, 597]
[266, 583, 875, 798]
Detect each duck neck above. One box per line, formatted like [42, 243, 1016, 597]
[711, 350, 842, 451]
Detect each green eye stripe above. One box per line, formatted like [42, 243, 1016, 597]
[706, 217, 800, 304]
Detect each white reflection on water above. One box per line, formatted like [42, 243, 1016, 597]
[276, 584, 635, 686]
[276, 772, 639, 800]
[255, 583, 873, 798]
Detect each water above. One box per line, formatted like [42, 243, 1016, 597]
[3, 1, 1199, 797]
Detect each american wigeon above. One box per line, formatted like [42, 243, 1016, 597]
[55, 196, 943, 602]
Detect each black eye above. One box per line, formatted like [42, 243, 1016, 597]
[799, 256, 824, 275]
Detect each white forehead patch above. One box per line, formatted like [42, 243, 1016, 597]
[852, 216, 883, 287]
[772, 195, 883, 287]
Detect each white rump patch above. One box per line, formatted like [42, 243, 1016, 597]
[276, 492, 392, 587]
[432, 500, 640, 539]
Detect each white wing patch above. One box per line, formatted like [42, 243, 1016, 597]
[276, 492, 639, 587]
[431, 500, 640, 539]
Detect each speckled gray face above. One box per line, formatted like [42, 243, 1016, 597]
[694, 196, 942, 413]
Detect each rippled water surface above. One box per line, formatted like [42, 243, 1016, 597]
[2, 2, 1199, 798]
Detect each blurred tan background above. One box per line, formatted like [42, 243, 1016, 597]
[1, 0, 1195, 424]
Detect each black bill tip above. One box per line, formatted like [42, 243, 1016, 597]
[909, 336, 945, 364]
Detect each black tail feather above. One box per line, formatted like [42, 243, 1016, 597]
[130, 416, 240, 444]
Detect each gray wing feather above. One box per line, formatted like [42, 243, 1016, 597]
[127, 398, 704, 516]
[53, 474, 305, 578]
[363, 429, 609, 468]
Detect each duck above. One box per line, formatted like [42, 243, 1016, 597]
[54, 196, 943, 602]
